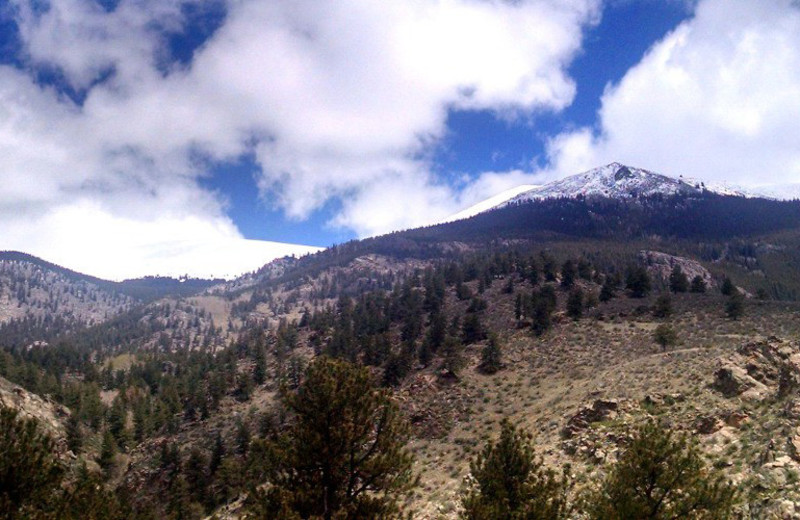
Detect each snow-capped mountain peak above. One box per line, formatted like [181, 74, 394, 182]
[506, 162, 702, 204]
[442, 162, 794, 225]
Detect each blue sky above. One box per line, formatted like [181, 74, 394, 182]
[1, 0, 799, 280]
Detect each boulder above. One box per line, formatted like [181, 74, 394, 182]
[712, 365, 767, 398]
[562, 399, 619, 438]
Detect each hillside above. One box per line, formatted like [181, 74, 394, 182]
[5, 189, 800, 518]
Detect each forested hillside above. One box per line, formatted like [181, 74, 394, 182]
[5, 193, 800, 519]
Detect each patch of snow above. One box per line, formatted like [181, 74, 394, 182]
[441, 184, 540, 223]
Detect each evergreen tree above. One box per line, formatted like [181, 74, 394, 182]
[652, 293, 673, 318]
[426, 310, 447, 353]
[669, 265, 689, 293]
[531, 299, 552, 337]
[725, 292, 745, 320]
[461, 419, 570, 520]
[462, 313, 487, 345]
[538, 285, 557, 312]
[66, 411, 82, 454]
[586, 422, 736, 519]
[236, 417, 251, 455]
[527, 259, 540, 286]
[98, 430, 117, 476]
[253, 344, 268, 385]
[252, 357, 417, 519]
[456, 282, 473, 301]
[541, 253, 557, 282]
[577, 258, 592, 280]
[441, 335, 466, 378]
[653, 324, 677, 351]
[560, 260, 577, 289]
[625, 265, 652, 298]
[566, 288, 583, 320]
[690, 275, 707, 293]
[209, 432, 225, 476]
[720, 276, 736, 296]
[184, 448, 209, 505]
[598, 279, 615, 303]
[0, 406, 64, 519]
[479, 333, 503, 375]
[59, 464, 123, 520]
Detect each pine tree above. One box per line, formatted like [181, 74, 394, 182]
[560, 260, 577, 289]
[587, 422, 736, 519]
[442, 335, 466, 378]
[720, 276, 736, 296]
[184, 448, 209, 505]
[236, 417, 251, 455]
[461, 419, 570, 520]
[66, 412, 82, 454]
[599, 279, 615, 302]
[479, 333, 503, 375]
[98, 430, 117, 476]
[59, 464, 123, 520]
[652, 293, 673, 318]
[253, 344, 268, 385]
[209, 432, 225, 476]
[669, 265, 689, 293]
[725, 292, 745, 320]
[625, 265, 651, 298]
[462, 313, 487, 345]
[566, 288, 583, 320]
[653, 324, 677, 351]
[531, 299, 552, 337]
[251, 357, 417, 519]
[690, 275, 707, 293]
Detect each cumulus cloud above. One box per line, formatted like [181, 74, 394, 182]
[543, 0, 800, 185]
[0, 0, 602, 274]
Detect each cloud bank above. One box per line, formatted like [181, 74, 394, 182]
[542, 0, 800, 184]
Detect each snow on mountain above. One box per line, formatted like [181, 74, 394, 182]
[441, 184, 540, 223]
[506, 163, 701, 204]
[445, 162, 797, 222]
[683, 177, 752, 198]
[748, 183, 800, 201]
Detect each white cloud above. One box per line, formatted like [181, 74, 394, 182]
[0, 0, 602, 265]
[0, 200, 322, 280]
[543, 0, 800, 185]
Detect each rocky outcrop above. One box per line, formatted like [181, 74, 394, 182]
[639, 251, 714, 287]
[713, 339, 800, 401]
[562, 399, 621, 438]
[0, 376, 69, 452]
[712, 365, 768, 399]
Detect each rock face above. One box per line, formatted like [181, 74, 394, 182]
[639, 251, 714, 288]
[712, 365, 766, 398]
[0, 375, 69, 451]
[562, 399, 620, 438]
[713, 339, 800, 401]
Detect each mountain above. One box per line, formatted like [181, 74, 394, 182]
[505, 162, 743, 205]
[467, 162, 798, 216]
[8, 167, 800, 519]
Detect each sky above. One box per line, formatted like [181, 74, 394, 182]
[1, 0, 800, 280]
